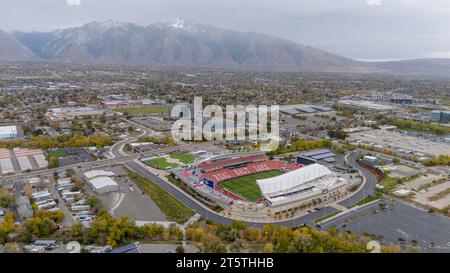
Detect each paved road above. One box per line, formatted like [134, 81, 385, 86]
[109, 119, 151, 158]
[338, 151, 377, 207]
[0, 143, 214, 184]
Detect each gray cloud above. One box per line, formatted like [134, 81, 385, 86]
[1, 0, 450, 60]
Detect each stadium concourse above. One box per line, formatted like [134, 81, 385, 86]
[171, 153, 351, 221]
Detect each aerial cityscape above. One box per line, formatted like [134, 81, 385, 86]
[0, 0, 449, 261]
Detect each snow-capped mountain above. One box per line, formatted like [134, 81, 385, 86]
[4, 20, 375, 72]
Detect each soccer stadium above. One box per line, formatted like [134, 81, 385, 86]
[172, 153, 349, 219]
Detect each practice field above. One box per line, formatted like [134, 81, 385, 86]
[170, 152, 195, 164]
[220, 170, 284, 202]
[116, 106, 168, 116]
[144, 157, 179, 170]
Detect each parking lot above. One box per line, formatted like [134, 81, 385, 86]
[131, 116, 173, 132]
[348, 129, 450, 157]
[323, 200, 450, 253]
[57, 148, 94, 167]
[82, 166, 167, 222]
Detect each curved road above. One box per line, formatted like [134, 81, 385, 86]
[339, 151, 378, 207]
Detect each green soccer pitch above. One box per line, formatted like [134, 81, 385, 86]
[220, 170, 284, 202]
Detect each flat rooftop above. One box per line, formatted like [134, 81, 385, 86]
[348, 129, 450, 157]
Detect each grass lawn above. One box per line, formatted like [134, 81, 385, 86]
[347, 196, 379, 209]
[399, 127, 441, 136]
[315, 210, 342, 224]
[116, 106, 168, 116]
[46, 149, 67, 158]
[380, 175, 407, 192]
[170, 152, 195, 164]
[130, 173, 194, 224]
[144, 157, 179, 170]
[220, 170, 284, 202]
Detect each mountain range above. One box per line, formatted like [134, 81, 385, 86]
[1, 20, 450, 75]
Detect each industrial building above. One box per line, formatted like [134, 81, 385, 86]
[85, 170, 119, 194]
[46, 106, 112, 121]
[297, 149, 336, 165]
[0, 148, 14, 175]
[279, 104, 332, 115]
[88, 177, 119, 194]
[13, 148, 49, 172]
[431, 110, 450, 123]
[84, 170, 115, 180]
[0, 125, 18, 140]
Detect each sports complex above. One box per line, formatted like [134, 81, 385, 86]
[172, 153, 350, 220]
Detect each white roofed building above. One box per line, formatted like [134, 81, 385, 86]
[256, 164, 348, 217]
[89, 177, 119, 194]
[0, 126, 18, 140]
[84, 170, 115, 180]
[84, 169, 119, 194]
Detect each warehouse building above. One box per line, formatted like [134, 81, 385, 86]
[431, 110, 450, 123]
[0, 148, 14, 175]
[88, 177, 119, 194]
[84, 170, 115, 180]
[0, 126, 18, 140]
[84, 170, 119, 194]
[297, 149, 336, 165]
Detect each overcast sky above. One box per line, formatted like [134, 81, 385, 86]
[2, 0, 450, 61]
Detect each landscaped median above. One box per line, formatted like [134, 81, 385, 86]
[347, 195, 379, 209]
[314, 210, 342, 225]
[315, 197, 381, 225]
[130, 172, 194, 224]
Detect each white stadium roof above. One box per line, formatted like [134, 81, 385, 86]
[257, 163, 333, 196]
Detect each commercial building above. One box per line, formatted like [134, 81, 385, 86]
[279, 104, 332, 115]
[362, 156, 378, 166]
[431, 110, 450, 123]
[46, 106, 112, 121]
[338, 100, 396, 111]
[0, 126, 18, 140]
